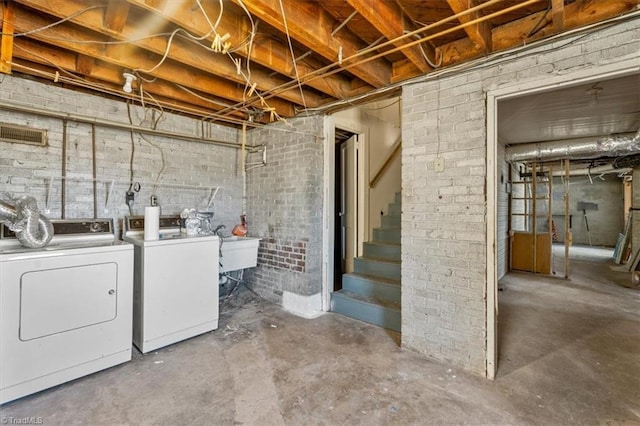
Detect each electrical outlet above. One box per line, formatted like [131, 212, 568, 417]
[126, 191, 135, 204]
[434, 157, 445, 172]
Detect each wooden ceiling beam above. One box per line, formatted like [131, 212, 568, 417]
[437, 0, 636, 68]
[14, 0, 323, 109]
[7, 3, 296, 117]
[233, 0, 392, 87]
[126, 0, 371, 101]
[551, 0, 565, 33]
[346, 0, 430, 73]
[104, 1, 130, 33]
[11, 38, 246, 120]
[0, 1, 15, 74]
[75, 54, 94, 75]
[446, 0, 492, 52]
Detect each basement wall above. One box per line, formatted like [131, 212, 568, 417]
[244, 117, 325, 317]
[634, 167, 640, 252]
[401, 17, 639, 375]
[552, 175, 625, 247]
[0, 74, 242, 232]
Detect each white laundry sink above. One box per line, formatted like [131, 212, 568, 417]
[219, 236, 261, 273]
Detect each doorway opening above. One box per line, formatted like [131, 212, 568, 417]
[487, 64, 640, 379]
[334, 128, 359, 291]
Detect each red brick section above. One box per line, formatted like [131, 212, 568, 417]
[257, 238, 307, 273]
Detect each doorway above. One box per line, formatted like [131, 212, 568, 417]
[487, 62, 639, 379]
[334, 129, 358, 291]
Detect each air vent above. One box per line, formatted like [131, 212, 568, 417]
[0, 123, 48, 147]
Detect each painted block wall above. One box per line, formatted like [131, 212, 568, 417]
[0, 74, 242, 232]
[244, 117, 325, 306]
[552, 175, 625, 247]
[634, 167, 640, 251]
[401, 18, 639, 375]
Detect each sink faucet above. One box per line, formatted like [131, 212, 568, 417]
[213, 224, 226, 235]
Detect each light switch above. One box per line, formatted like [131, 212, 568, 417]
[434, 157, 445, 172]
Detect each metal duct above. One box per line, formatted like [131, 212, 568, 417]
[0, 195, 54, 248]
[505, 130, 640, 163]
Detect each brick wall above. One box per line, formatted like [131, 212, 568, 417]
[244, 117, 324, 303]
[401, 18, 639, 375]
[0, 74, 242, 231]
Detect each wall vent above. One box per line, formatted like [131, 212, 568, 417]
[0, 123, 48, 147]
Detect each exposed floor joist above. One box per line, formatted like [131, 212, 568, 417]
[0, 0, 635, 125]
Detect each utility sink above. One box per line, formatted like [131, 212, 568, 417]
[219, 236, 261, 273]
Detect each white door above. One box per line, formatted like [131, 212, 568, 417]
[341, 135, 358, 273]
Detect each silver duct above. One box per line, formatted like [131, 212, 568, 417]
[0, 195, 54, 248]
[505, 130, 640, 163]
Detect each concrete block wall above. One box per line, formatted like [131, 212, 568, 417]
[401, 18, 639, 375]
[0, 74, 242, 232]
[244, 117, 324, 306]
[552, 175, 625, 247]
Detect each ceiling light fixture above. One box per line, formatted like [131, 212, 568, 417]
[122, 72, 137, 93]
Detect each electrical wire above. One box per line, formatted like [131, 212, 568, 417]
[214, 0, 514, 117]
[527, 0, 552, 38]
[302, 11, 640, 115]
[278, 0, 307, 111]
[125, 101, 137, 194]
[176, 83, 252, 113]
[235, 0, 257, 89]
[12, 5, 106, 37]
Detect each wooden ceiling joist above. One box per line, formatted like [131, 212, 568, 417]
[15, 0, 320, 110]
[12, 38, 246, 120]
[446, 0, 493, 52]
[6, 2, 296, 118]
[103, 1, 130, 33]
[235, 0, 393, 88]
[347, 0, 431, 73]
[551, 0, 565, 33]
[0, 1, 15, 74]
[126, 0, 370, 103]
[1, 0, 636, 123]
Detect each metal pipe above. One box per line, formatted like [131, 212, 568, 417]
[506, 131, 640, 163]
[92, 123, 97, 219]
[61, 119, 67, 219]
[0, 102, 243, 149]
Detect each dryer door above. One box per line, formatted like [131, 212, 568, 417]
[20, 262, 118, 341]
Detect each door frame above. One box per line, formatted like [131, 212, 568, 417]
[322, 116, 367, 311]
[485, 58, 639, 379]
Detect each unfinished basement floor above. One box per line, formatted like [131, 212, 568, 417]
[2, 250, 639, 425]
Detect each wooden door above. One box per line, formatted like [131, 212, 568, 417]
[509, 162, 552, 274]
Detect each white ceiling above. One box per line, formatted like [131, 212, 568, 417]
[498, 73, 640, 145]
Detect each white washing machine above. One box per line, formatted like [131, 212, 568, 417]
[123, 216, 219, 353]
[0, 219, 133, 405]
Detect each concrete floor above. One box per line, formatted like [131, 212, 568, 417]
[1, 249, 639, 425]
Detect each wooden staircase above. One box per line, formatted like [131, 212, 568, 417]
[331, 192, 401, 331]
